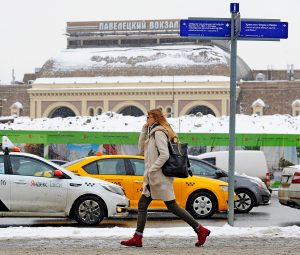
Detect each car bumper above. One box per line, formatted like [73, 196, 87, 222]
[278, 188, 300, 209]
[111, 204, 129, 217]
[105, 194, 130, 217]
[254, 186, 271, 206]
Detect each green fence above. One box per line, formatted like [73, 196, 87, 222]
[1, 130, 300, 147]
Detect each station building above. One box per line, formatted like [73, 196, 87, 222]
[27, 19, 253, 118]
[1, 19, 300, 119]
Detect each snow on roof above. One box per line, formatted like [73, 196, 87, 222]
[34, 75, 230, 85]
[1, 113, 300, 134]
[10, 102, 23, 109]
[252, 99, 266, 108]
[292, 99, 300, 107]
[50, 45, 229, 72]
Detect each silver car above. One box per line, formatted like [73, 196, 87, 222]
[189, 157, 271, 213]
[278, 165, 300, 209]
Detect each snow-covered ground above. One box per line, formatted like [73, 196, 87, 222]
[1, 225, 300, 239]
[1, 113, 300, 134]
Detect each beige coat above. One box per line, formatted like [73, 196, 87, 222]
[138, 125, 175, 201]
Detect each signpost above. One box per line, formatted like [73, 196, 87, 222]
[180, 19, 288, 40]
[239, 20, 288, 40]
[180, 3, 288, 226]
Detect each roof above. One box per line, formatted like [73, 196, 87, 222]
[38, 44, 253, 81]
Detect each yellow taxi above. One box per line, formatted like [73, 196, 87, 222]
[64, 155, 230, 218]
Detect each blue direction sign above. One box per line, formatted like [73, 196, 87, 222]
[240, 20, 288, 39]
[180, 19, 231, 38]
[180, 19, 288, 40]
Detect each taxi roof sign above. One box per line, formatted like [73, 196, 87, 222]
[1, 136, 14, 150]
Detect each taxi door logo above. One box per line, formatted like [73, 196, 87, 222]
[31, 180, 47, 187]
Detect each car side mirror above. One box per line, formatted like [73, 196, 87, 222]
[53, 170, 64, 178]
[216, 169, 227, 177]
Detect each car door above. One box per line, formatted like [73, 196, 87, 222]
[127, 158, 165, 209]
[0, 155, 10, 210]
[9, 155, 68, 212]
[82, 158, 134, 201]
[127, 158, 145, 208]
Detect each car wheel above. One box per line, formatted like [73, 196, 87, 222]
[234, 189, 255, 213]
[187, 191, 217, 219]
[73, 196, 105, 225]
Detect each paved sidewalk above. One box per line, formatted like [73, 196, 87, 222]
[0, 236, 299, 255]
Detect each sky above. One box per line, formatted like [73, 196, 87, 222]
[0, 225, 300, 239]
[0, 0, 298, 84]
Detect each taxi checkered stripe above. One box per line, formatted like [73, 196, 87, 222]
[85, 182, 96, 187]
[186, 182, 195, 186]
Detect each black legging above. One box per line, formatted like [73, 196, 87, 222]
[136, 194, 199, 234]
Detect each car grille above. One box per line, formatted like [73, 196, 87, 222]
[262, 195, 270, 203]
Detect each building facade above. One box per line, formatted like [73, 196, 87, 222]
[0, 84, 31, 117]
[1, 19, 300, 119]
[237, 80, 300, 116]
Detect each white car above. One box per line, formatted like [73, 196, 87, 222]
[0, 151, 129, 225]
[278, 165, 300, 209]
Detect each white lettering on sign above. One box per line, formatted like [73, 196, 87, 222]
[98, 20, 179, 32]
[244, 23, 278, 32]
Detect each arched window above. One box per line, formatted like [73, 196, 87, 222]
[157, 105, 163, 112]
[97, 107, 103, 115]
[166, 106, 172, 118]
[88, 108, 95, 116]
[50, 107, 76, 118]
[119, 105, 144, 117]
[187, 105, 215, 116]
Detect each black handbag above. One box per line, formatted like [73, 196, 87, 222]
[161, 139, 193, 178]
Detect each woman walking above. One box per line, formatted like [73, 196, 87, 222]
[120, 108, 210, 247]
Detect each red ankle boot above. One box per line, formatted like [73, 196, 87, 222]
[120, 233, 143, 247]
[195, 225, 210, 247]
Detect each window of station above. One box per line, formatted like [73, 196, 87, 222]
[68, 40, 81, 46]
[187, 105, 216, 116]
[159, 38, 197, 44]
[166, 106, 172, 117]
[97, 108, 103, 115]
[121, 39, 157, 46]
[89, 108, 95, 116]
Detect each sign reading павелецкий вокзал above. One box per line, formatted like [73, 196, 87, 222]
[99, 19, 179, 32]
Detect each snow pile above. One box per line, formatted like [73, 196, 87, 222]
[51, 45, 229, 72]
[0, 225, 300, 239]
[1, 113, 300, 134]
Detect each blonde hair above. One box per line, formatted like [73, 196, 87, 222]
[148, 108, 177, 141]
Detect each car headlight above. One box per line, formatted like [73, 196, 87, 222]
[220, 185, 228, 192]
[250, 179, 267, 189]
[101, 183, 125, 196]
